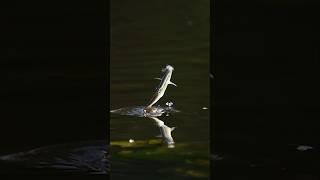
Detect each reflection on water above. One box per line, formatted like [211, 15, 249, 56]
[149, 117, 176, 148]
[111, 106, 178, 148]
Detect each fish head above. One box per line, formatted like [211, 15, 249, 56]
[162, 64, 174, 72]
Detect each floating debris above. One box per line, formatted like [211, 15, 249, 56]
[129, 139, 135, 143]
[296, 145, 313, 151]
[202, 107, 208, 110]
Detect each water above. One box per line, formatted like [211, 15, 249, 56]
[0, 141, 108, 174]
[110, 1, 210, 179]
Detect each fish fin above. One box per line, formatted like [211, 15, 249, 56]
[154, 77, 162, 80]
[169, 81, 177, 87]
[170, 127, 176, 131]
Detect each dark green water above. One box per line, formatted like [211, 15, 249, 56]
[110, 1, 210, 179]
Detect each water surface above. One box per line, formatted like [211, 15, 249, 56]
[110, 0, 210, 179]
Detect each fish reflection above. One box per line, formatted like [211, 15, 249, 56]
[149, 117, 176, 148]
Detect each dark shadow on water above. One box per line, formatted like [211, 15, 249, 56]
[0, 140, 109, 174]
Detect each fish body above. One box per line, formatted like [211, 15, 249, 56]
[145, 65, 176, 110]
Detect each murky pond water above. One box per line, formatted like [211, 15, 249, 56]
[110, 0, 210, 179]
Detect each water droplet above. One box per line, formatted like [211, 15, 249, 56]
[166, 101, 174, 107]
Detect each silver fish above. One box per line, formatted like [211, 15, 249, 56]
[149, 117, 176, 148]
[145, 65, 177, 110]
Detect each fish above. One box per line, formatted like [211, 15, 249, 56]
[145, 65, 177, 112]
[149, 117, 176, 148]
